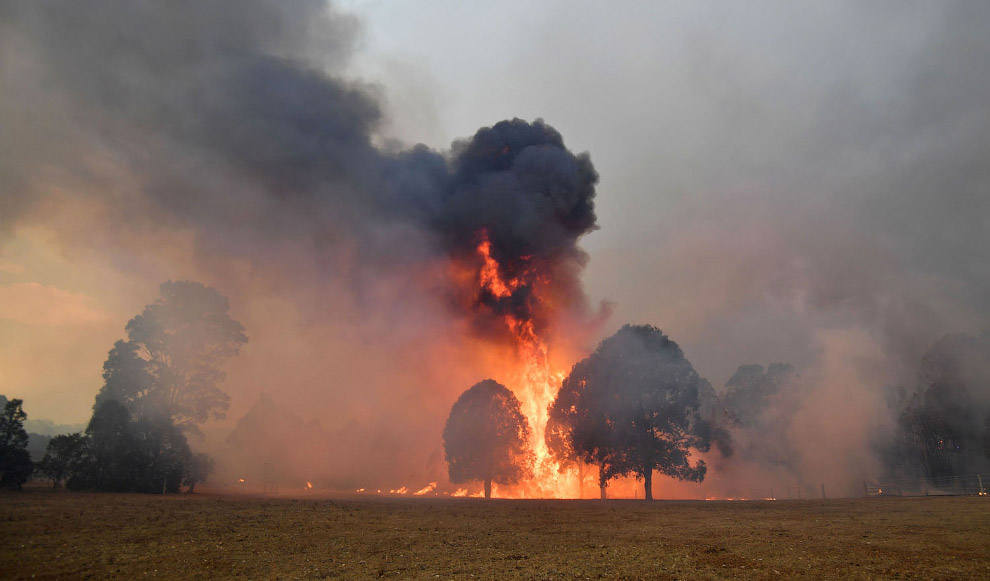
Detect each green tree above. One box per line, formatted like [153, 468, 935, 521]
[38, 433, 88, 489]
[0, 398, 34, 490]
[548, 325, 711, 500]
[443, 379, 534, 498]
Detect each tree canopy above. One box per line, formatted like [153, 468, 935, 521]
[547, 324, 711, 500]
[443, 379, 534, 498]
[38, 433, 88, 489]
[720, 363, 800, 469]
[887, 332, 990, 479]
[0, 398, 34, 490]
[96, 280, 247, 432]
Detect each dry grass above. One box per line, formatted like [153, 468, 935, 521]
[1, 488, 988, 579]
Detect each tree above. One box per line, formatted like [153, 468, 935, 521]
[720, 363, 800, 468]
[887, 332, 990, 479]
[38, 433, 88, 489]
[79, 400, 140, 491]
[547, 325, 711, 500]
[184, 452, 215, 493]
[78, 400, 193, 493]
[0, 398, 35, 490]
[96, 280, 247, 433]
[443, 379, 534, 498]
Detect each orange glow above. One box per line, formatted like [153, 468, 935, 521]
[238, 478, 245, 483]
[305, 481, 313, 489]
[451, 488, 468, 497]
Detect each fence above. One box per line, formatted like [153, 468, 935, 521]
[863, 474, 987, 497]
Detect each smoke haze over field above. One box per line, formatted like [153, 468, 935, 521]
[2, 1, 989, 496]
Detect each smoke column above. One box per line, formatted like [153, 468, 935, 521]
[0, 0, 603, 492]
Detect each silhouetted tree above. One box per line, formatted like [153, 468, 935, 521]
[77, 400, 193, 493]
[38, 433, 88, 489]
[94, 340, 155, 420]
[96, 280, 247, 434]
[443, 379, 534, 498]
[887, 332, 990, 479]
[77, 400, 139, 491]
[0, 398, 34, 489]
[548, 325, 711, 500]
[721, 363, 800, 468]
[184, 452, 215, 493]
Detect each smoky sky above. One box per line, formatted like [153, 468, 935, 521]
[0, 0, 600, 331]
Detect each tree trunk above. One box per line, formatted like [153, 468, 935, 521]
[484, 478, 492, 499]
[643, 469, 653, 501]
[599, 463, 607, 500]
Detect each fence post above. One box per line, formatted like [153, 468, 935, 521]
[978, 474, 985, 495]
[863, 480, 869, 497]
[820, 483, 826, 499]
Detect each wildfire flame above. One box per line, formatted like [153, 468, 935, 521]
[413, 482, 438, 496]
[470, 230, 578, 498]
[305, 481, 313, 490]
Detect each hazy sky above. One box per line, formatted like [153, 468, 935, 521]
[1, 1, 988, 494]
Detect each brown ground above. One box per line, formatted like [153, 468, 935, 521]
[1, 488, 988, 580]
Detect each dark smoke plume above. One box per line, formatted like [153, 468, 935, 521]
[0, 1, 602, 487]
[0, 1, 599, 335]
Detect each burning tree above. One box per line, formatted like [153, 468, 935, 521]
[443, 379, 535, 498]
[547, 325, 711, 500]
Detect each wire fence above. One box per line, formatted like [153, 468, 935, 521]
[863, 474, 987, 497]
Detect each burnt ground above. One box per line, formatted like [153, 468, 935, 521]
[1, 489, 988, 579]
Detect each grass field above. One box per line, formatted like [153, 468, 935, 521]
[1, 489, 988, 579]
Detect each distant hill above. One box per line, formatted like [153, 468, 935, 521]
[24, 418, 87, 437]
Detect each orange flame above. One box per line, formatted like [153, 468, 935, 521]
[477, 235, 520, 299]
[471, 230, 581, 498]
[413, 482, 438, 496]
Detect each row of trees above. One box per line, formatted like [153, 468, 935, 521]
[443, 325, 713, 499]
[2, 281, 245, 493]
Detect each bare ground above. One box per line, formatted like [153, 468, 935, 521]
[1, 489, 988, 579]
